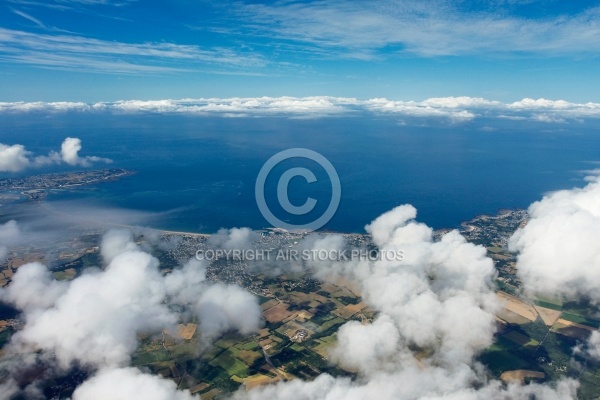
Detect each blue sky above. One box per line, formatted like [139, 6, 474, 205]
[1, 0, 600, 102]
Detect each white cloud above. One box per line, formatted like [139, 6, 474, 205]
[60, 137, 112, 167]
[0, 27, 266, 74]
[233, 204, 578, 399]
[0, 137, 111, 172]
[0, 206, 583, 398]
[0, 220, 22, 261]
[208, 227, 259, 250]
[575, 330, 600, 362]
[5, 251, 177, 368]
[236, 1, 600, 59]
[72, 367, 198, 400]
[107, 96, 356, 117]
[0, 262, 67, 311]
[2, 96, 599, 122]
[0, 143, 31, 172]
[509, 172, 600, 301]
[100, 228, 139, 264]
[0, 228, 262, 397]
[195, 284, 262, 339]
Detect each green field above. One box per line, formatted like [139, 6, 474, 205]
[235, 340, 260, 351]
[534, 299, 563, 311]
[561, 312, 600, 329]
[317, 317, 345, 333]
[502, 330, 539, 349]
[209, 348, 251, 378]
[479, 349, 532, 376]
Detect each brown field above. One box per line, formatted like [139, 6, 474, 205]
[330, 286, 355, 299]
[177, 323, 197, 340]
[8, 254, 45, 268]
[202, 388, 221, 400]
[237, 350, 262, 365]
[287, 291, 313, 303]
[295, 310, 314, 322]
[282, 311, 300, 324]
[312, 293, 331, 304]
[257, 328, 270, 339]
[534, 306, 561, 326]
[555, 318, 595, 331]
[552, 319, 594, 340]
[260, 299, 280, 311]
[263, 303, 293, 323]
[500, 370, 545, 384]
[243, 374, 281, 390]
[497, 292, 537, 322]
[345, 301, 366, 314]
[189, 382, 210, 394]
[497, 309, 532, 325]
[319, 283, 339, 294]
[333, 277, 362, 297]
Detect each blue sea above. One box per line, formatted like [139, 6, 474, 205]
[1, 113, 599, 233]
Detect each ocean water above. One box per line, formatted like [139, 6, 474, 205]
[1, 113, 599, 233]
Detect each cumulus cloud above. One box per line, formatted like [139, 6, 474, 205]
[0, 137, 111, 172]
[234, 204, 575, 399]
[0, 203, 585, 399]
[3, 96, 600, 122]
[4, 251, 177, 369]
[509, 172, 600, 301]
[0, 262, 67, 311]
[2, 229, 261, 368]
[208, 227, 259, 250]
[195, 284, 262, 339]
[0, 227, 262, 397]
[100, 228, 139, 264]
[509, 172, 600, 368]
[72, 367, 198, 400]
[0, 144, 31, 172]
[60, 137, 112, 167]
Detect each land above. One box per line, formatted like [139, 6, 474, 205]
[1, 206, 600, 398]
[0, 168, 134, 201]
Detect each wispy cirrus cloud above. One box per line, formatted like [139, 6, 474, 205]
[0, 28, 267, 74]
[7, 0, 135, 11]
[234, 0, 600, 59]
[10, 8, 47, 29]
[1, 96, 600, 123]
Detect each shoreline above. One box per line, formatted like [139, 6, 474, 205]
[160, 229, 211, 238]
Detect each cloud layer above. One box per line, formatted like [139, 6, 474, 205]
[0, 200, 586, 398]
[236, 1, 600, 59]
[231, 204, 576, 399]
[0, 27, 266, 74]
[3, 1, 600, 74]
[0, 228, 261, 397]
[2, 96, 600, 122]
